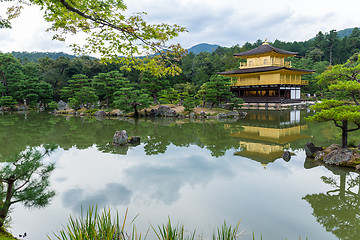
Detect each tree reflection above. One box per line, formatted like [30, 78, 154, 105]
[303, 173, 360, 240]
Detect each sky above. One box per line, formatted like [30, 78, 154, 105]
[0, 0, 359, 55]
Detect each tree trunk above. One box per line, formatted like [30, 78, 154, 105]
[341, 120, 348, 148]
[0, 179, 14, 227]
[106, 96, 109, 109]
[153, 94, 158, 105]
[133, 105, 139, 118]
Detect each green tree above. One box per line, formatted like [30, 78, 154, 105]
[113, 85, 151, 117]
[203, 75, 231, 109]
[0, 145, 57, 227]
[2, 0, 187, 75]
[306, 100, 360, 148]
[158, 88, 179, 104]
[140, 73, 169, 104]
[61, 74, 98, 109]
[93, 71, 126, 109]
[0, 96, 17, 109]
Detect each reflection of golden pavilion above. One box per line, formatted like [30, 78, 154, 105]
[229, 110, 310, 166]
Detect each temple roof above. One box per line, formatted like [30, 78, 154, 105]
[218, 66, 314, 75]
[234, 44, 298, 57]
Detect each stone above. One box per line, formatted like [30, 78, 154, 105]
[189, 112, 195, 118]
[322, 148, 354, 165]
[128, 136, 140, 145]
[304, 142, 323, 158]
[117, 110, 124, 117]
[158, 105, 171, 115]
[200, 111, 207, 118]
[164, 109, 177, 117]
[217, 113, 227, 119]
[226, 111, 239, 118]
[94, 110, 106, 117]
[356, 165, 360, 170]
[113, 130, 128, 145]
[282, 151, 291, 162]
[150, 108, 159, 117]
[58, 100, 69, 110]
[238, 112, 247, 117]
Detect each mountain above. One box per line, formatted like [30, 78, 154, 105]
[337, 27, 358, 38]
[11, 51, 79, 61]
[188, 43, 221, 54]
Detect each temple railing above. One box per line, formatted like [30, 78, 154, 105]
[230, 79, 309, 86]
[239, 61, 291, 69]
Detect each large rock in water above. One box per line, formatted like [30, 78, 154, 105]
[322, 148, 354, 165]
[282, 151, 291, 162]
[304, 142, 323, 158]
[58, 100, 69, 110]
[94, 110, 106, 117]
[113, 130, 128, 145]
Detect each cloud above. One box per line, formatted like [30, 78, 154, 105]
[62, 183, 132, 212]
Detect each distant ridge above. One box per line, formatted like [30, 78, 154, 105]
[188, 43, 221, 54]
[337, 27, 358, 38]
[11, 51, 82, 61]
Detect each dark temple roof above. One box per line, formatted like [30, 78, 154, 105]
[234, 44, 298, 57]
[218, 66, 314, 75]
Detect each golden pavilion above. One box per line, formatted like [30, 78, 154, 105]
[218, 41, 314, 103]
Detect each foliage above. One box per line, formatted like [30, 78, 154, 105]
[0, 145, 57, 227]
[152, 218, 195, 240]
[306, 100, 360, 148]
[227, 97, 244, 111]
[50, 206, 144, 240]
[213, 221, 241, 240]
[0, 96, 17, 109]
[203, 75, 231, 108]
[61, 74, 98, 109]
[140, 72, 169, 104]
[3, 0, 187, 76]
[93, 71, 127, 108]
[113, 84, 151, 117]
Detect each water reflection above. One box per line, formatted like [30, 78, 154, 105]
[303, 173, 360, 240]
[1, 111, 359, 240]
[233, 110, 310, 166]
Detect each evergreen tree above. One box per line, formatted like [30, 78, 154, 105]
[0, 145, 57, 227]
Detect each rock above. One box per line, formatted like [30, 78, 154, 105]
[80, 113, 85, 116]
[217, 113, 227, 119]
[178, 114, 184, 119]
[200, 111, 207, 118]
[238, 112, 247, 117]
[356, 164, 360, 170]
[189, 112, 195, 118]
[128, 136, 140, 145]
[164, 109, 177, 117]
[323, 144, 341, 154]
[94, 110, 106, 117]
[158, 105, 171, 115]
[322, 148, 354, 165]
[58, 100, 69, 110]
[304, 142, 323, 158]
[150, 108, 159, 117]
[117, 110, 124, 117]
[226, 111, 239, 118]
[282, 151, 291, 162]
[113, 130, 128, 145]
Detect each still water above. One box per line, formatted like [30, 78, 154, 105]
[1, 110, 359, 240]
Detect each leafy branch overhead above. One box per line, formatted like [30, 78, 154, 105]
[2, 0, 187, 76]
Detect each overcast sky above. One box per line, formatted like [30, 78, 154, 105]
[0, 0, 359, 54]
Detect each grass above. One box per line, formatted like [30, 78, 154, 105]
[2, 206, 308, 240]
[0, 227, 18, 240]
[48, 206, 143, 240]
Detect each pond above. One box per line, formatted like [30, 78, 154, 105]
[1, 110, 359, 240]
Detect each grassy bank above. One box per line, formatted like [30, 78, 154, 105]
[0, 227, 18, 240]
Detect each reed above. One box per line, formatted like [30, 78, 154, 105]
[49, 206, 144, 240]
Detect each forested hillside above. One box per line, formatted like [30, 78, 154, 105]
[1, 27, 360, 111]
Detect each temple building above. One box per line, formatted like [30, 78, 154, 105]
[218, 41, 314, 103]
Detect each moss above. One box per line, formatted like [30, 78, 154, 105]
[0, 227, 18, 240]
